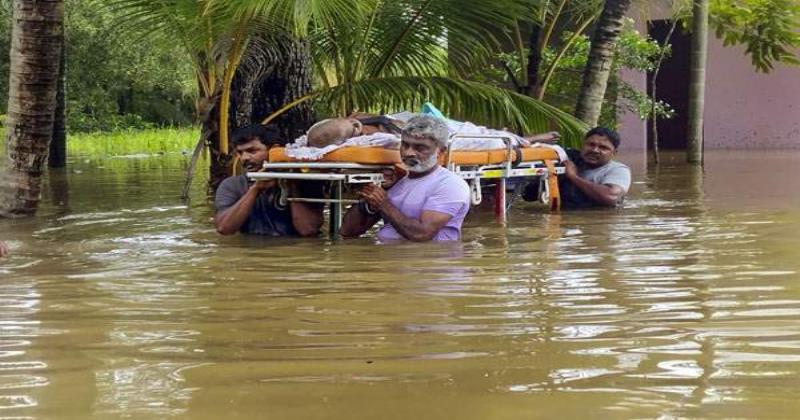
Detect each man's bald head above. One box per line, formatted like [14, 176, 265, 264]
[306, 118, 363, 148]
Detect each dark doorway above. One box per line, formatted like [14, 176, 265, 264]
[648, 20, 691, 150]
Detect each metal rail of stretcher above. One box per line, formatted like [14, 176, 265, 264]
[247, 134, 563, 237]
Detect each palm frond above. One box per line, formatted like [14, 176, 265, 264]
[307, 0, 533, 81]
[220, 0, 378, 37]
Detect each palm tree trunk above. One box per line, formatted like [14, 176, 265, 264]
[524, 24, 543, 96]
[203, 95, 230, 193]
[0, 0, 65, 217]
[204, 35, 314, 194]
[686, 0, 709, 164]
[231, 69, 259, 128]
[49, 24, 67, 169]
[250, 36, 314, 141]
[574, 0, 632, 126]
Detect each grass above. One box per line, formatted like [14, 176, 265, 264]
[0, 126, 200, 158]
[67, 127, 199, 157]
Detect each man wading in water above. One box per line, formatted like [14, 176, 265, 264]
[339, 114, 471, 242]
[214, 125, 324, 237]
[531, 127, 631, 209]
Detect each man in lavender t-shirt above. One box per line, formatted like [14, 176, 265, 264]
[340, 114, 471, 242]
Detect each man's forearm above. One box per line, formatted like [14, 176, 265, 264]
[215, 187, 260, 235]
[379, 203, 437, 242]
[567, 174, 621, 207]
[290, 202, 323, 237]
[340, 202, 380, 238]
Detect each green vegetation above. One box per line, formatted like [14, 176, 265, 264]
[476, 20, 673, 129]
[708, 0, 800, 72]
[0, 0, 196, 133]
[1, 126, 198, 157]
[297, 0, 586, 140]
[67, 128, 198, 157]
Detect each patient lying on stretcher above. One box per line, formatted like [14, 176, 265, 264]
[306, 114, 560, 148]
[305, 115, 404, 148]
[288, 113, 564, 161]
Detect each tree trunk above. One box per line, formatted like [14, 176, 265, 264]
[231, 69, 259, 128]
[1, 0, 65, 217]
[49, 23, 67, 169]
[574, 0, 632, 127]
[648, 19, 679, 165]
[204, 35, 313, 193]
[202, 94, 230, 194]
[249, 36, 314, 141]
[686, 0, 709, 165]
[524, 24, 543, 97]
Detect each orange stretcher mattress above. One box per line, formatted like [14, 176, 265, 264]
[268, 147, 559, 165]
[269, 147, 400, 164]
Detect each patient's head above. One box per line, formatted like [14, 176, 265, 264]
[306, 118, 363, 148]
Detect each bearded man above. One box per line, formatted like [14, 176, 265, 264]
[339, 114, 471, 242]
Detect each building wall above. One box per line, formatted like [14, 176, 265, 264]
[704, 40, 800, 149]
[617, 68, 648, 152]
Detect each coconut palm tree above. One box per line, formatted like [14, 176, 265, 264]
[573, 0, 632, 126]
[0, 0, 65, 217]
[107, 0, 375, 191]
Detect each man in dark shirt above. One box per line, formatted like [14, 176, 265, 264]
[214, 125, 323, 236]
[559, 127, 632, 209]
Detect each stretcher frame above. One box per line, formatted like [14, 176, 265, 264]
[247, 134, 563, 237]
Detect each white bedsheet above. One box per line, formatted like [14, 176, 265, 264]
[285, 132, 400, 160]
[446, 121, 529, 150]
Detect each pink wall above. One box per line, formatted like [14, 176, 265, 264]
[617, 3, 800, 150]
[617, 68, 648, 152]
[705, 39, 800, 149]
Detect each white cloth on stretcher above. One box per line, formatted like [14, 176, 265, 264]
[284, 126, 567, 162]
[286, 132, 400, 160]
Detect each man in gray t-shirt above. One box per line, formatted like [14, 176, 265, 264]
[214, 125, 323, 237]
[561, 127, 631, 208]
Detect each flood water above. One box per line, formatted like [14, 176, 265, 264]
[1, 150, 799, 419]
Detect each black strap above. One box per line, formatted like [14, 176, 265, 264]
[512, 146, 523, 167]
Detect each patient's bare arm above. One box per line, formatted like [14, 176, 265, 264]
[524, 131, 561, 143]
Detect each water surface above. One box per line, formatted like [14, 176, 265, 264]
[1, 150, 799, 419]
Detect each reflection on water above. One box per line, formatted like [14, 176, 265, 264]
[1, 150, 799, 418]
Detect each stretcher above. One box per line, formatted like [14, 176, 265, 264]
[248, 135, 563, 236]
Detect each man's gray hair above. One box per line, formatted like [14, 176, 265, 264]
[401, 114, 450, 149]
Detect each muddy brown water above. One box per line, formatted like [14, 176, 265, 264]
[1, 150, 799, 419]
